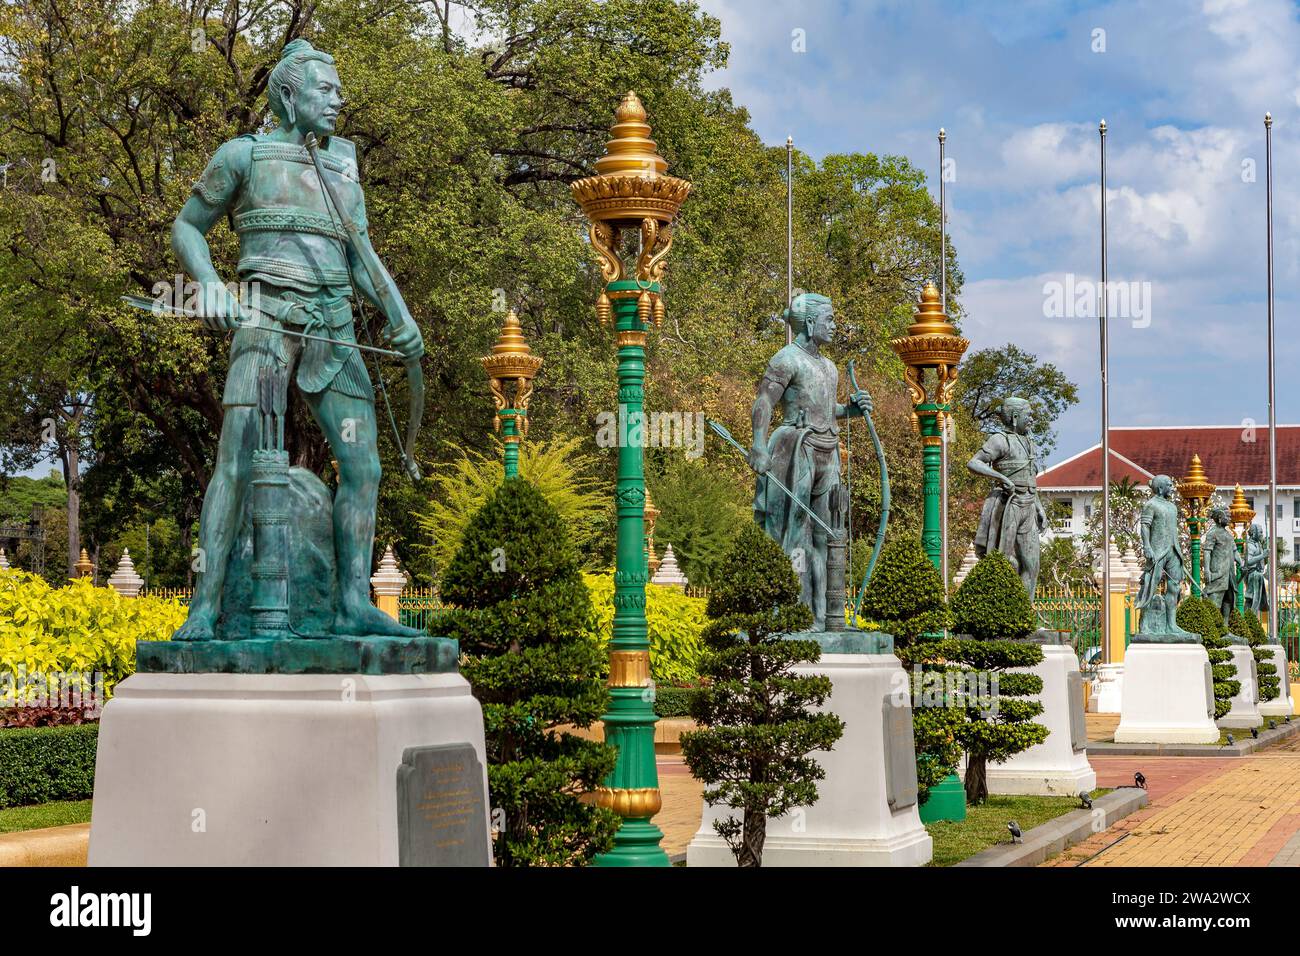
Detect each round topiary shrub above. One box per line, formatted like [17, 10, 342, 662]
[950, 551, 1036, 640]
[856, 539, 951, 644]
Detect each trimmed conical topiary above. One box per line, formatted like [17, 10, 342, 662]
[680, 522, 843, 868]
[857, 538, 951, 644]
[862, 539, 960, 806]
[1179, 597, 1238, 719]
[944, 552, 1047, 803]
[440, 478, 618, 866]
[1235, 608, 1280, 702]
[950, 550, 1037, 639]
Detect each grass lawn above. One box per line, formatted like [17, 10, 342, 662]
[0, 800, 93, 834]
[925, 790, 1108, 867]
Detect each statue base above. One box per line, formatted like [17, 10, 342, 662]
[986, 642, 1096, 796]
[686, 638, 931, 867]
[89, 672, 490, 866]
[1219, 642, 1262, 730]
[1088, 662, 1124, 714]
[136, 635, 459, 675]
[1259, 644, 1295, 717]
[1115, 642, 1218, 744]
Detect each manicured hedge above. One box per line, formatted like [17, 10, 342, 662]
[652, 685, 698, 719]
[0, 723, 98, 808]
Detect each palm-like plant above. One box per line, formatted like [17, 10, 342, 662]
[412, 435, 609, 579]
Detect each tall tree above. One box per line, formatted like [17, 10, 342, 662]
[957, 344, 1078, 458]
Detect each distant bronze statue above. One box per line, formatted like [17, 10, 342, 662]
[1242, 523, 1270, 616]
[1135, 475, 1196, 638]
[1201, 504, 1238, 626]
[967, 396, 1046, 597]
[747, 293, 872, 631]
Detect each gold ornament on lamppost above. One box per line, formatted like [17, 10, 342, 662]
[74, 548, 93, 580]
[1179, 453, 1215, 596]
[1230, 483, 1255, 537]
[889, 281, 969, 568]
[571, 91, 691, 334]
[480, 310, 543, 479]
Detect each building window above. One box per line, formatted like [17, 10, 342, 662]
[1084, 503, 1093, 519]
[1294, 537, 1300, 558]
[1246, 496, 1255, 511]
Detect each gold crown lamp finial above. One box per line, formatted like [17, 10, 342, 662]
[1229, 483, 1255, 529]
[481, 309, 544, 436]
[1179, 453, 1215, 509]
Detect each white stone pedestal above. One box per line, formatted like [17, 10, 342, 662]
[1259, 645, 1295, 717]
[1219, 644, 1262, 730]
[686, 653, 932, 867]
[89, 673, 490, 866]
[987, 644, 1096, 796]
[1088, 662, 1124, 714]
[1115, 643, 1218, 744]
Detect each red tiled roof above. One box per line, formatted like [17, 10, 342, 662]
[1038, 426, 1300, 489]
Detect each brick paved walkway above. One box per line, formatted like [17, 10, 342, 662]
[657, 722, 1300, 866]
[1042, 750, 1300, 867]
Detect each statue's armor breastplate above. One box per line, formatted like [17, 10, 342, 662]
[776, 345, 839, 435]
[995, 432, 1038, 486]
[232, 139, 363, 291]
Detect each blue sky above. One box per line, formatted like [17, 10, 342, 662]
[698, 0, 1300, 464]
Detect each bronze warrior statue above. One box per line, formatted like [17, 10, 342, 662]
[170, 39, 424, 642]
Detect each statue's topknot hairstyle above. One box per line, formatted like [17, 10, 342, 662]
[267, 39, 335, 123]
[783, 292, 833, 333]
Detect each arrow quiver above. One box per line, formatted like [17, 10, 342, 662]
[251, 366, 291, 637]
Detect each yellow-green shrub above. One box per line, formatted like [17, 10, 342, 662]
[582, 572, 705, 686]
[0, 569, 185, 702]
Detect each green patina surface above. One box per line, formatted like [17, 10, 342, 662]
[137, 635, 459, 674]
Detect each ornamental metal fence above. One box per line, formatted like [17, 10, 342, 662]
[397, 586, 454, 634]
[140, 587, 192, 606]
[1032, 585, 1104, 670]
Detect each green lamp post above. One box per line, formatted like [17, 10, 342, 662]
[891, 280, 969, 824]
[481, 310, 542, 480]
[1179, 454, 1214, 597]
[1230, 484, 1255, 613]
[890, 281, 969, 569]
[571, 92, 690, 866]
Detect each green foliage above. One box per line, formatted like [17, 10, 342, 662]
[0, 569, 186, 700]
[859, 539, 961, 803]
[1183, 598, 1239, 719]
[0, 724, 98, 808]
[956, 344, 1079, 458]
[414, 436, 609, 579]
[645, 455, 748, 587]
[651, 685, 698, 720]
[857, 539, 951, 644]
[439, 479, 617, 866]
[680, 522, 843, 867]
[0, 473, 66, 523]
[582, 573, 705, 686]
[1237, 611, 1282, 702]
[951, 553, 1036, 639]
[930, 553, 1049, 803]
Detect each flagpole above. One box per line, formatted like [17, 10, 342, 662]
[939, 128, 950, 595]
[1100, 119, 1111, 665]
[787, 135, 794, 345]
[1266, 112, 1279, 643]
